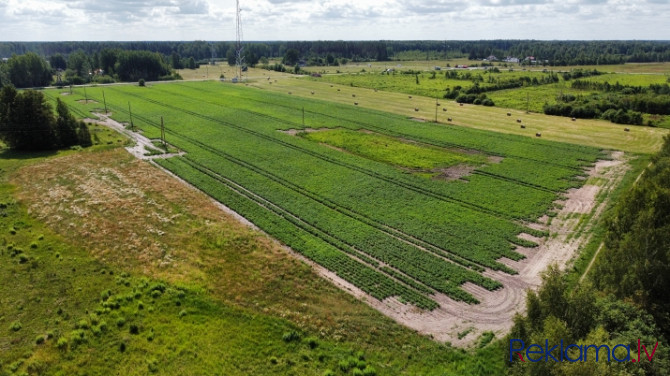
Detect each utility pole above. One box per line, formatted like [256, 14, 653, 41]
[128, 102, 134, 131]
[102, 90, 108, 114]
[435, 96, 439, 123]
[526, 92, 530, 113]
[302, 107, 305, 127]
[160, 116, 166, 149]
[84, 88, 88, 104]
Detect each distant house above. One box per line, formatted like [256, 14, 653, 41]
[485, 55, 498, 61]
[434, 66, 441, 70]
[504, 56, 520, 63]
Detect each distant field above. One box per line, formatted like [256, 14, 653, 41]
[49, 81, 606, 311]
[248, 75, 669, 153]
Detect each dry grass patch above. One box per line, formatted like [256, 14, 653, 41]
[10, 148, 402, 339]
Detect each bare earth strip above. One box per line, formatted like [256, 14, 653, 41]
[78, 116, 627, 346]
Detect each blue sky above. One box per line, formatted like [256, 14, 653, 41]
[0, 0, 668, 41]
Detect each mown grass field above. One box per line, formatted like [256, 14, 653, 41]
[46, 81, 608, 311]
[249, 75, 669, 153]
[1, 145, 506, 375]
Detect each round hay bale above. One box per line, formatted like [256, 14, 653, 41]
[516, 119, 522, 123]
[507, 112, 511, 116]
[354, 102, 358, 105]
[624, 128, 630, 132]
[448, 117, 452, 122]
[535, 132, 542, 137]
[414, 108, 419, 112]
[443, 108, 447, 112]
[520, 125, 526, 129]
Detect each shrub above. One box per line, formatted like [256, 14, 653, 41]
[306, 337, 319, 349]
[269, 356, 278, 365]
[362, 366, 377, 376]
[139, 79, 146, 87]
[10, 321, 22, 331]
[56, 337, 68, 350]
[282, 330, 301, 342]
[35, 335, 45, 345]
[129, 324, 139, 335]
[147, 358, 158, 373]
[116, 317, 126, 327]
[178, 310, 187, 318]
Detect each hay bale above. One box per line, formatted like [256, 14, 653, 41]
[414, 108, 419, 112]
[520, 125, 526, 129]
[448, 118, 452, 122]
[507, 112, 512, 116]
[354, 102, 358, 105]
[311, 91, 314, 95]
[624, 128, 630, 132]
[516, 119, 522, 123]
[459, 103, 464, 107]
[352, 94, 356, 97]
[536, 132, 541, 137]
[571, 117, 576, 121]
[443, 108, 447, 112]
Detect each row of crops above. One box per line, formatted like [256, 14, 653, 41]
[52, 81, 604, 309]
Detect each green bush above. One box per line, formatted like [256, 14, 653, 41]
[282, 330, 301, 342]
[10, 321, 22, 331]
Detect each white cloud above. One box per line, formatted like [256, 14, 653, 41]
[0, 0, 667, 40]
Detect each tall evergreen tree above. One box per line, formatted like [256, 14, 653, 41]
[55, 98, 79, 148]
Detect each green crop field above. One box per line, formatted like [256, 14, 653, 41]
[47, 81, 606, 310]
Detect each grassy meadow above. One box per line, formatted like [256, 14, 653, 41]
[0, 144, 505, 375]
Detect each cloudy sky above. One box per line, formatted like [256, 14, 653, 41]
[0, 0, 668, 41]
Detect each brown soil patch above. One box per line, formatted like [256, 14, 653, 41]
[432, 164, 478, 181]
[279, 127, 331, 136]
[77, 99, 98, 104]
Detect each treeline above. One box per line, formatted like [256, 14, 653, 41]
[0, 49, 176, 88]
[544, 81, 670, 125]
[0, 86, 91, 151]
[508, 136, 670, 375]
[2, 41, 670, 67]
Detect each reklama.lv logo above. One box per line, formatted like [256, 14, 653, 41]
[510, 339, 659, 363]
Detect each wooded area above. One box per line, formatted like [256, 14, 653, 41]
[510, 136, 670, 375]
[1, 40, 670, 88]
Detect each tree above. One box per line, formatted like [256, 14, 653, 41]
[187, 57, 197, 69]
[283, 49, 300, 66]
[170, 51, 183, 69]
[50, 54, 67, 70]
[5, 53, 52, 88]
[55, 98, 79, 148]
[0, 90, 55, 150]
[77, 121, 92, 147]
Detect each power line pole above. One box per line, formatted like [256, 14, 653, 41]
[128, 102, 134, 131]
[235, 0, 244, 82]
[102, 90, 108, 114]
[160, 116, 166, 149]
